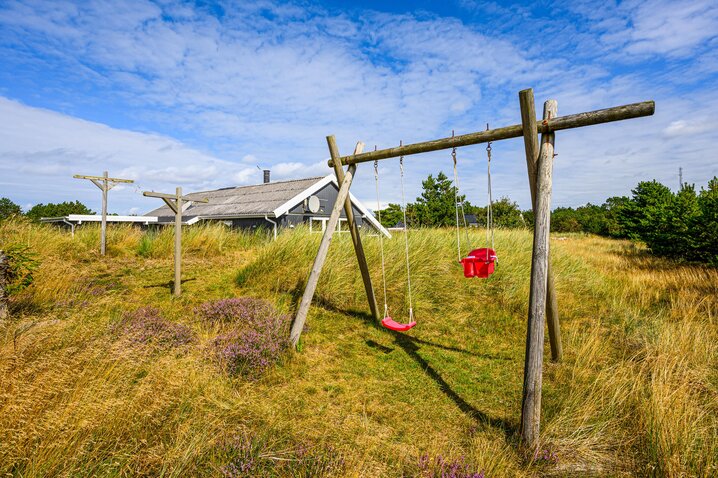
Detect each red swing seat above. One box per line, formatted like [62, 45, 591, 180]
[461, 248, 497, 278]
[381, 316, 417, 332]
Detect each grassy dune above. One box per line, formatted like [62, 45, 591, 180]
[0, 220, 716, 477]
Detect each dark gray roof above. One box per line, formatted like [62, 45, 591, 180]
[146, 176, 326, 220]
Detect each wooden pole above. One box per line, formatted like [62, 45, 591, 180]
[290, 163, 357, 347]
[328, 100, 654, 167]
[143, 189, 207, 297]
[73, 171, 134, 256]
[101, 171, 108, 255]
[519, 89, 562, 362]
[327, 138, 379, 321]
[174, 187, 182, 297]
[520, 100, 556, 450]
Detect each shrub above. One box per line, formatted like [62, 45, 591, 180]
[25, 200, 93, 222]
[196, 297, 274, 325]
[1, 244, 39, 295]
[201, 298, 290, 378]
[0, 197, 22, 221]
[220, 433, 345, 477]
[417, 454, 485, 478]
[113, 306, 194, 351]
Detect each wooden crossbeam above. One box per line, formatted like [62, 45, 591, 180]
[73, 174, 134, 184]
[328, 100, 654, 166]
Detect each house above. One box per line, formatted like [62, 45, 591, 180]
[464, 214, 479, 227]
[145, 174, 390, 237]
[39, 214, 157, 236]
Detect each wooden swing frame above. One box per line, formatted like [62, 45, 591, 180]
[290, 88, 655, 449]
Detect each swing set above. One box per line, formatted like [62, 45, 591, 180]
[372, 132, 499, 332]
[290, 88, 654, 448]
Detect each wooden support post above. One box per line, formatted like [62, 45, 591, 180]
[143, 188, 208, 297]
[290, 161, 357, 347]
[73, 171, 134, 256]
[519, 89, 562, 362]
[327, 138, 379, 321]
[174, 187, 182, 297]
[520, 99, 556, 450]
[101, 171, 108, 256]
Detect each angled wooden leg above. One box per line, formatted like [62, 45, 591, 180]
[290, 162, 358, 347]
[327, 138, 380, 321]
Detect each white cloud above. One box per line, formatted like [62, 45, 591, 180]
[662, 119, 711, 138]
[0, 0, 715, 214]
[0, 97, 267, 213]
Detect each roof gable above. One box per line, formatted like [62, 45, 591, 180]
[146, 176, 325, 218]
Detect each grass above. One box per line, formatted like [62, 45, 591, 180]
[0, 219, 716, 477]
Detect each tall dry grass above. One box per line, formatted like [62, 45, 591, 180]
[0, 219, 715, 476]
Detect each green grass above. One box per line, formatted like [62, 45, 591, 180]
[0, 219, 716, 477]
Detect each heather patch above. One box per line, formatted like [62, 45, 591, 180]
[112, 306, 194, 351]
[201, 298, 290, 378]
[195, 297, 273, 325]
[219, 433, 345, 477]
[418, 454, 485, 478]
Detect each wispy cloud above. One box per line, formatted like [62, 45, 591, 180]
[0, 0, 715, 214]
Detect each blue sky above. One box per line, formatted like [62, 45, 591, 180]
[0, 0, 716, 214]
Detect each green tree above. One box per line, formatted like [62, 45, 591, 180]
[603, 196, 631, 238]
[25, 201, 94, 222]
[696, 177, 718, 264]
[0, 198, 22, 221]
[413, 172, 466, 227]
[374, 203, 404, 228]
[471, 197, 524, 228]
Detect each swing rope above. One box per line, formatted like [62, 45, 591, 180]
[486, 124, 495, 253]
[399, 152, 414, 322]
[373, 160, 389, 319]
[451, 134, 470, 262]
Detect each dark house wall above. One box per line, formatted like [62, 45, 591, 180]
[161, 182, 381, 234]
[282, 182, 367, 229]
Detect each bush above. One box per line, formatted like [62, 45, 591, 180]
[201, 298, 290, 378]
[0, 198, 22, 221]
[417, 454, 485, 478]
[219, 433, 345, 477]
[196, 297, 274, 325]
[1, 244, 39, 295]
[25, 200, 93, 222]
[615, 179, 718, 264]
[113, 306, 194, 351]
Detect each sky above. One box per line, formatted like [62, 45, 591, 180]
[0, 0, 716, 215]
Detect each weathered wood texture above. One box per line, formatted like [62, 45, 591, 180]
[329, 101, 654, 167]
[142, 190, 208, 297]
[327, 139, 379, 321]
[101, 171, 108, 256]
[290, 161, 357, 347]
[520, 99, 556, 450]
[0, 252, 8, 320]
[73, 171, 134, 256]
[519, 89, 562, 362]
[174, 187, 182, 297]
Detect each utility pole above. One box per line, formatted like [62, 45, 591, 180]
[143, 187, 208, 296]
[679, 167, 683, 190]
[73, 171, 134, 255]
